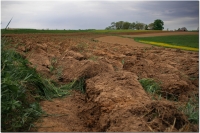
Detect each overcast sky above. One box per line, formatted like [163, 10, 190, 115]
[1, 1, 199, 30]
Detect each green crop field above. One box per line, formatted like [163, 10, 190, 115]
[134, 35, 199, 48]
[1, 29, 163, 34]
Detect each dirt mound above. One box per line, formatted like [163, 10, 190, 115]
[56, 57, 114, 82]
[78, 71, 189, 132]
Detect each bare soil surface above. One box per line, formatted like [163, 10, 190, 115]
[96, 36, 151, 47]
[5, 32, 199, 132]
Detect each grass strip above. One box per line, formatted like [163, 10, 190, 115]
[134, 35, 199, 49]
[138, 40, 199, 51]
[1, 29, 164, 34]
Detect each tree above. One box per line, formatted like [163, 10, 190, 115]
[135, 21, 145, 30]
[148, 23, 154, 30]
[153, 19, 164, 30]
[129, 22, 136, 30]
[115, 21, 124, 29]
[105, 26, 112, 30]
[131, 22, 136, 30]
[111, 22, 116, 29]
[122, 22, 131, 29]
[145, 25, 148, 30]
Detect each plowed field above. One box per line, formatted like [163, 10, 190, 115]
[4, 32, 199, 132]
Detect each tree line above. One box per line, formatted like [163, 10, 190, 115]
[105, 19, 164, 30]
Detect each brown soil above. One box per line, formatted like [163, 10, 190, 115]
[96, 36, 151, 47]
[4, 31, 199, 132]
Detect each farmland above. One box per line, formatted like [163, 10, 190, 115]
[1, 30, 199, 132]
[134, 35, 199, 48]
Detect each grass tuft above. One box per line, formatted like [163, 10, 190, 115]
[179, 97, 199, 124]
[72, 77, 86, 93]
[139, 78, 161, 95]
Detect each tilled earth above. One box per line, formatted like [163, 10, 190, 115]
[4, 32, 199, 132]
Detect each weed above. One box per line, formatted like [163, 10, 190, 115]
[49, 65, 55, 73]
[51, 57, 57, 65]
[158, 94, 162, 100]
[56, 67, 63, 80]
[139, 78, 161, 95]
[113, 47, 118, 51]
[189, 76, 198, 81]
[162, 92, 178, 101]
[121, 59, 125, 66]
[77, 43, 88, 53]
[49, 57, 57, 73]
[88, 55, 98, 61]
[179, 97, 199, 124]
[72, 77, 86, 93]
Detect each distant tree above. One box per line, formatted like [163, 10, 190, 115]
[153, 19, 164, 30]
[148, 23, 154, 30]
[135, 21, 145, 30]
[115, 21, 124, 29]
[111, 22, 116, 29]
[106, 21, 151, 30]
[123, 22, 131, 29]
[131, 22, 136, 29]
[128, 22, 136, 30]
[105, 26, 112, 30]
[145, 25, 148, 30]
[115, 22, 119, 29]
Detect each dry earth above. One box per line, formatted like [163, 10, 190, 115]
[4, 32, 199, 132]
[95, 36, 151, 47]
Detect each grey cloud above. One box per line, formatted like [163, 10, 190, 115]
[1, 1, 199, 30]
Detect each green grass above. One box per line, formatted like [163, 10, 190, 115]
[1, 29, 164, 34]
[139, 78, 161, 95]
[121, 59, 125, 66]
[179, 96, 199, 124]
[1, 29, 93, 34]
[134, 35, 199, 48]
